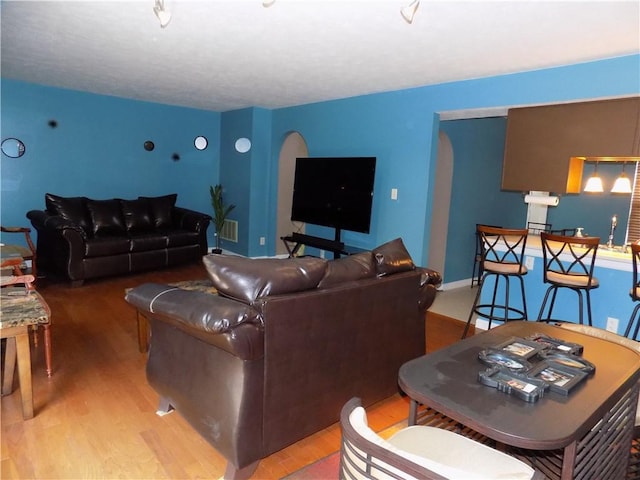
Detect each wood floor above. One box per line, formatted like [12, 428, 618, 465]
[1, 263, 468, 479]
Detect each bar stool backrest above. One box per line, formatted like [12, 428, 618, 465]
[631, 241, 640, 303]
[478, 225, 528, 272]
[539, 232, 600, 287]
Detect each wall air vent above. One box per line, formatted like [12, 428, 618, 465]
[220, 219, 238, 243]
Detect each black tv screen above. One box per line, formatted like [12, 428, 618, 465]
[291, 157, 376, 234]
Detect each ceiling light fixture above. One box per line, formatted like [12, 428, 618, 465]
[611, 163, 633, 194]
[153, 0, 172, 28]
[584, 162, 604, 193]
[401, 0, 420, 24]
[262, 0, 276, 7]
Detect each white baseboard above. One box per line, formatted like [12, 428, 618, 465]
[474, 318, 504, 331]
[439, 278, 473, 291]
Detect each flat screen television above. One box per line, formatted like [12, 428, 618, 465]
[291, 157, 376, 234]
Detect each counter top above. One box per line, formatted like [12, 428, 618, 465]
[524, 235, 632, 272]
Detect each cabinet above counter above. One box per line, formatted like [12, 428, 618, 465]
[501, 97, 640, 194]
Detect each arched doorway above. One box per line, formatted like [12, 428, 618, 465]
[275, 132, 309, 256]
[427, 131, 453, 278]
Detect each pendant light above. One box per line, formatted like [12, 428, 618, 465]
[611, 163, 632, 194]
[153, 0, 172, 28]
[401, 0, 420, 24]
[584, 162, 604, 193]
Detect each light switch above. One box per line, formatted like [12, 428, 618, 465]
[391, 188, 398, 200]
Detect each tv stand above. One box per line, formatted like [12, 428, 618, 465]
[281, 233, 364, 259]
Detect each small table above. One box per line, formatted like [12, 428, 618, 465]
[1, 287, 51, 419]
[281, 233, 366, 259]
[398, 321, 640, 480]
[1, 242, 34, 276]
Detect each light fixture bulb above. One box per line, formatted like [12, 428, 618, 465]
[584, 163, 604, 193]
[584, 175, 604, 193]
[611, 172, 632, 194]
[401, 0, 420, 24]
[154, 0, 172, 28]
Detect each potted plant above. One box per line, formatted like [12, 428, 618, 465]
[209, 184, 236, 254]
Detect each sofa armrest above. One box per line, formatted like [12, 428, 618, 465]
[416, 267, 442, 312]
[418, 267, 442, 288]
[27, 209, 89, 282]
[172, 206, 212, 232]
[125, 283, 263, 360]
[27, 210, 87, 238]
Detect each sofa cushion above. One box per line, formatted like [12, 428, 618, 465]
[373, 237, 415, 276]
[128, 233, 169, 252]
[45, 193, 91, 233]
[86, 199, 127, 237]
[120, 199, 153, 233]
[203, 254, 328, 304]
[140, 194, 177, 229]
[318, 251, 375, 289]
[159, 228, 200, 248]
[84, 236, 131, 257]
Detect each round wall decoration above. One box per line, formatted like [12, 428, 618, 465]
[234, 137, 251, 153]
[1, 138, 26, 158]
[194, 136, 208, 151]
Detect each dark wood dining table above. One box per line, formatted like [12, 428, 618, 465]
[398, 321, 640, 480]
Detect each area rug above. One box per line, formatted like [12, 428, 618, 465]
[282, 419, 406, 479]
[281, 451, 340, 479]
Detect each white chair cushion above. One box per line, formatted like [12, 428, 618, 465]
[349, 407, 534, 480]
[388, 425, 535, 480]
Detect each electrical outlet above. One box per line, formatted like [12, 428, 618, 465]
[320, 250, 325, 259]
[606, 317, 619, 333]
[259, 236, 265, 246]
[525, 256, 534, 270]
[391, 188, 398, 200]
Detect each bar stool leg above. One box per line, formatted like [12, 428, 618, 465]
[537, 287, 554, 322]
[462, 278, 485, 339]
[503, 274, 510, 324]
[584, 290, 593, 326]
[625, 303, 640, 339]
[488, 275, 500, 330]
[575, 289, 584, 325]
[517, 275, 528, 320]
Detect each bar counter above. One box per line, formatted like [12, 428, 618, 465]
[479, 234, 637, 335]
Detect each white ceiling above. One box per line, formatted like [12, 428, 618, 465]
[1, 0, 639, 113]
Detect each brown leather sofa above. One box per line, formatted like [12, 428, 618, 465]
[27, 193, 211, 286]
[125, 238, 441, 479]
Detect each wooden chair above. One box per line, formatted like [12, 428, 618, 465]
[537, 232, 600, 326]
[339, 397, 543, 480]
[1, 226, 37, 280]
[1, 251, 52, 377]
[625, 241, 640, 340]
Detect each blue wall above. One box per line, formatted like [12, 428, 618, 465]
[265, 55, 639, 267]
[1, 79, 221, 247]
[2, 55, 639, 275]
[440, 117, 526, 283]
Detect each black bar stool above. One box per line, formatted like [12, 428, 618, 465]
[462, 226, 528, 339]
[471, 223, 501, 288]
[537, 232, 600, 326]
[625, 241, 640, 340]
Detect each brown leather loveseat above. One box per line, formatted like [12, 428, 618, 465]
[27, 193, 211, 286]
[125, 238, 441, 479]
